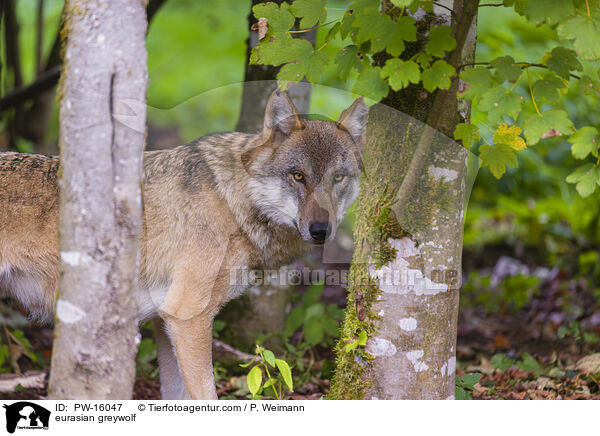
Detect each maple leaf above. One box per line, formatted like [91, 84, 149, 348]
[568, 127, 600, 159]
[493, 123, 526, 150]
[479, 143, 518, 179]
[381, 58, 420, 91]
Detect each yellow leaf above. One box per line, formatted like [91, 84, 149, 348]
[493, 123, 526, 151]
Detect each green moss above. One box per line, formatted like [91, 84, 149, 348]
[329, 99, 459, 398]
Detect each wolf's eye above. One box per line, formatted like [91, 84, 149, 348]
[292, 172, 305, 183]
[333, 174, 345, 183]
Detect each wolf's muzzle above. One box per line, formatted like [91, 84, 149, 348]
[309, 221, 331, 244]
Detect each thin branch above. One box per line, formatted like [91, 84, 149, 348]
[0, 0, 168, 113]
[35, 0, 44, 75]
[3, 0, 23, 88]
[433, 2, 457, 18]
[0, 66, 60, 111]
[479, 3, 504, 6]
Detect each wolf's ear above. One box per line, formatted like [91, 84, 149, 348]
[337, 98, 369, 144]
[263, 89, 304, 136]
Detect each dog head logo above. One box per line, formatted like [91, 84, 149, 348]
[2, 402, 50, 433]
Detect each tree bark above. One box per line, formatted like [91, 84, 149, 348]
[48, 0, 147, 399]
[329, 0, 478, 400]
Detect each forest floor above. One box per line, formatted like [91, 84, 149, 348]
[0, 253, 598, 400]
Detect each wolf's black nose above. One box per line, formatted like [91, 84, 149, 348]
[309, 222, 331, 243]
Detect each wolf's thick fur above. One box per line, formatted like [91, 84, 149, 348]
[0, 91, 367, 399]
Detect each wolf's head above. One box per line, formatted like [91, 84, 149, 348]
[244, 90, 368, 244]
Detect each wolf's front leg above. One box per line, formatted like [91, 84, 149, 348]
[164, 314, 217, 400]
[153, 318, 190, 400]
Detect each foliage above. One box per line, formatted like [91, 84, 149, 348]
[0, 327, 44, 374]
[461, 271, 541, 313]
[557, 321, 600, 346]
[241, 345, 294, 399]
[455, 372, 481, 400]
[250, 0, 600, 198]
[283, 281, 344, 347]
[136, 337, 159, 378]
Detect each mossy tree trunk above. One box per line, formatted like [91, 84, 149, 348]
[329, 0, 479, 400]
[48, 0, 147, 399]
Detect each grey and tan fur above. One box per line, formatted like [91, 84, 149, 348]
[0, 90, 368, 399]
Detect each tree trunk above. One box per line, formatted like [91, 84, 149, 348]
[48, 0, 147, 399]
[329, 0, 478, 400]
[218, 0, 315, 351]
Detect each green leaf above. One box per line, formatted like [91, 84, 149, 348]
[478, 86, 522, 124]
[262, 378, 276, 389]
[253, 36, 314, 66]
[546, 47, 582, 79]
[557, 325, 570, 339]
[421, 60, 455, 92]
[525, 0, 574, 25]
[478, 143, 518, 179]
[579, 74, 600, 96]
[335, 45, 363, 80]
[325, 21, 341, 42]
[275, 359, 294, 391]
[263, 349, 276, 367]
[303, 282, 324, 305]
[566, 163, 600, 197]
[455, 386, 471, 400]
[569, 127, 599, 159]
[426, 26, 456, 58]
[345, 340, 359, 352]
[284, 306, 305, 336]
[253, 2, 295, 32]
[517, 352, 541, 373]
[454, 123, 480, 148]
[357, 330, 367, 346]
[247, 366, 263, 395]
[304, 303, 325, 321]
[353, 67, 390, 102]
[322, 317, 339, 337]
[381, 58, 420, 91]
[558, 16, 600, 61]
[277, 62, 306, 89]
[490, 56, 521, 83]
[532, 75, 565, 104]
[415, 52, 432, 68]
[390, 0, 414, 6]
[384, 16, 417, 56]
[340, 11, 357, 39]
[305, 50, 329, 82]
[523, 109, 574, 145]
[304, 316, 324, 345]
[584, 332, 600, 344]
[354, 11, 415, 56]
[503, 0, 527, 14]
[276, 43, 328, 86]
[291, 0, 327, 28]
[461, 373, 481, 390]
[354, 9, 389, 45]
[491, 354, 515, 371]
[459, 67, 493, 100]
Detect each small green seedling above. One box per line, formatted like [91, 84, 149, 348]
[241, 345, 294, 400]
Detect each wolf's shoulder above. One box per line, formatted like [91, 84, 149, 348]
[0, 152, 60, 187]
